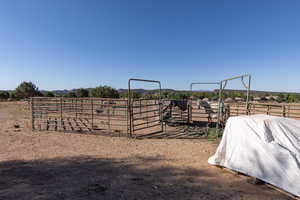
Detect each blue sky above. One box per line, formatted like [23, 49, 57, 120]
[1, 0, 300, 92]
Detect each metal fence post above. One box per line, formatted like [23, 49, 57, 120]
[216, 82, 223, 137]
[60, 97, 63, 125]
[31, 97, 35, 131]
[91, 98, 94, 130]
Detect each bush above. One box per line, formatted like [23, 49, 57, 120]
[13, 82, 40, 99]
[122, 91, 142, 99]
[91, 86, 119, 98]
[0, 91, 10, 100]
[75, 88, 89, 97]
[44, 91, 55, 97]
[63, 92, 77, 98]
[287, 94, 300, 103]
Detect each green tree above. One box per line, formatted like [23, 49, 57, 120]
[13, 82, 40, 99]
[142, 93, 155, 99]
[287, 94, 300, 103]
[63, 92, 77, 98]
[123, 91, 142, 99]
[161, 91, 170, 99]
[75, 88, 89, 97]
[91, 86, 119, 98]
[167, 92, 190, 100]
[44, 91, 55, 97]
[0, 91, 10, 100]
[277, 93, 286, 103]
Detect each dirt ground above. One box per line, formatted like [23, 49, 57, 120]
[0, 102, 293, 200]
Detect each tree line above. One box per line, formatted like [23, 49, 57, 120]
[1, 81, 300, 103]
[0, 82, 120, 100]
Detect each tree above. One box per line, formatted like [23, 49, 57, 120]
[63, 92, 77, 98]
[75, 88, 89, 97]
[287, 94, 300, 103]
[167, 92, 189, 100]
[44, 91, 55, 97]
[122, 91, 142, 99]
[91, 86, 119, 98]
[0, 91, 10, 100]
[13, 82, 40, 99]
[277, 93, 286, 103]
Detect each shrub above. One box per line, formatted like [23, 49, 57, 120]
[44, 91, 55, 97]
[91, 86, 119, 98]
[0, 91, 10, 100]
[13, 82, 40, 99]
[75, 88, 89, 97]
[63, 92, 77, 98]
[122, 91, 142, 99]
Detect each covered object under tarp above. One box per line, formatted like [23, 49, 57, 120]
[208, 114, 300, 197]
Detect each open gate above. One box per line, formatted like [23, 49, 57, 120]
[128, 79, 163, 137]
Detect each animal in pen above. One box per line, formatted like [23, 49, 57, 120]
[197, 100, 229, 126]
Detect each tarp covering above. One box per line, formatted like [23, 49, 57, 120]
[208, 114, 300, 197]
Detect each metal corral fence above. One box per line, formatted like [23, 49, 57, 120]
[129, 99, 163, 136]
[229, 102, 300, 119]
[31, 97, 164, 137]
[31, 97, 300, 137]
[31, 97, 129, 135]
[188, 101, 300, 122]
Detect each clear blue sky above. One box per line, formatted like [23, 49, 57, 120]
[1, 0, 300, 92]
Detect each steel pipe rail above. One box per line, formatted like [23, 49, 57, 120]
[128, 78, 163, 137]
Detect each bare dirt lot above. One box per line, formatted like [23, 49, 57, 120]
[0, 102, 293, 200]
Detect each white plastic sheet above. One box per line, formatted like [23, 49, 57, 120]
[208, 114, 300, 197]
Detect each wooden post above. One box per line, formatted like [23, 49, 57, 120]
[282, 105, 286, 117]
[56, 98, 58, 111]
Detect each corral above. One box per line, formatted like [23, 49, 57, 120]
[0, 101, 296, 200]
[31, 75, 300, 139]
[31, 75, 251, 138]
[7, 75, 299, 199]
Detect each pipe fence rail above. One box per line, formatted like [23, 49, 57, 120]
[30, 75, 300, 139]
[31, 97, 300, 137]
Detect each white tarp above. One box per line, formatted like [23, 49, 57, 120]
[208, 114, 300, 197]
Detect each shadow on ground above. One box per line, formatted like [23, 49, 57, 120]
[0, 156, 292, 200]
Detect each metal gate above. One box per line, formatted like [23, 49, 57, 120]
[31, 97, 128, 134]
[127, 79, 164, 137]
[129, 99, 163, 137]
